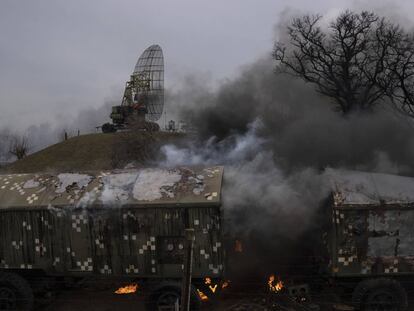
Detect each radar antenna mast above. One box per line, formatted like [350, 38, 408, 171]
[102, 45, 164, 133]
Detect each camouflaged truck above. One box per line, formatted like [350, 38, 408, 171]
[0, 166, 224, 310]
[321, 168, 414, 311]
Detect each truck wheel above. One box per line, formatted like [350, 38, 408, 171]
[352, 278, 407, 311]
[318, 288, 341, 311]
[146, 283, 200, 311]
[0, 272, 34, 311]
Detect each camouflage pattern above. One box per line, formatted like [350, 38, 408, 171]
[326, 169, 414, 277]
[0, 167, 224, 278]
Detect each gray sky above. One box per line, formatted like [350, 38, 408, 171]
[0, 0, 412, 131]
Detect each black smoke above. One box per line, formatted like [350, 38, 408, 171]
[172, 55, 414, 175]
[160, 11, 414, 279]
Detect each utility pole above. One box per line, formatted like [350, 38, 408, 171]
[181, 228, 195, 311]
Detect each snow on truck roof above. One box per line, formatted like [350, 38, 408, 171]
[326, 168, 414, 207]
[0, 166, 223, 210]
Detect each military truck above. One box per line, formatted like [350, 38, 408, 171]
[0, 166, 224, 310]
[226, 168, 414, 310]
[319, 168, 414, 310]
[2, 165, 414, 310]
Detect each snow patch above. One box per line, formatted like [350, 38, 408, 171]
[326, 168, 414, 205]
[77, 191, 98, 208]
[23, 179, 40, 189]
[56, 174, 92, 193]
[100, 173, 138, 204]
[189, 176, 205, 195]
[133, 169, 182, 201]
[103, 173, 138, 188]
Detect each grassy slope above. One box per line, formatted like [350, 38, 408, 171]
[2, 132, 183, 174]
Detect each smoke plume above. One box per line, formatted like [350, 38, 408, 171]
[159, 120, 330, 276]
[159, 11, 414, 277]
[3, 6, 414, 278]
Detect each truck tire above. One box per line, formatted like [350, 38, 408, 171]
[0, 272, 34, 311]
[352, 278, 407, 311]
[146, 283, 200, 311]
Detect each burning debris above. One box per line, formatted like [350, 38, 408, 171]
[234, 240, 243, 253]
[222, 280, 230, 289]
[114, 284, 138, 295]
[205, 277, 218, 293]
[197, 289, 209, 301]
[267, 275, 283, 293]
[197, 278, 230, 302]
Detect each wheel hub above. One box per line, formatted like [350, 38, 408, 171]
[365, 290, 398, 311]
[0, 286, 17, 310]
[157, 291, 180, 308]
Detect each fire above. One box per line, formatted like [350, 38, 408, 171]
[197, 289, 209, 301]
[114, 283, 138, 294]
[268, 275, 283, 292]
[205, 277, 218, 293]
[235, 239, 243, 252]
[197, 278, 230, 301]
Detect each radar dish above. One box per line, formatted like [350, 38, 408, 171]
[133, 45, 164, 121]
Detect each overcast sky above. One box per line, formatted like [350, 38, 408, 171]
[0, 0, 413, 131]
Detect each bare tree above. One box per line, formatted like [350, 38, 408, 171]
[376, 30, 414, 117]
[274, 11, 400, 114]
[9, 135, 30, 160]
[0, 129, 11, 161]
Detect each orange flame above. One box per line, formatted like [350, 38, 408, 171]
[235, 240, 243, 252]
[268, 275, 283, 292]
[115, 283, 138, 294]
[197, 289, 209, 301]
[205, 277, 218, 293]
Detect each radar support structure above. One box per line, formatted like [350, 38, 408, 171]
[102, 44, 164, 133]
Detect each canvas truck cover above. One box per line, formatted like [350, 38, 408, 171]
[325, 168, 414, 277]
[0, 167, 224, 278]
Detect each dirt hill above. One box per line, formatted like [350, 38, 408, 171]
[1, 131, 184, 174]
